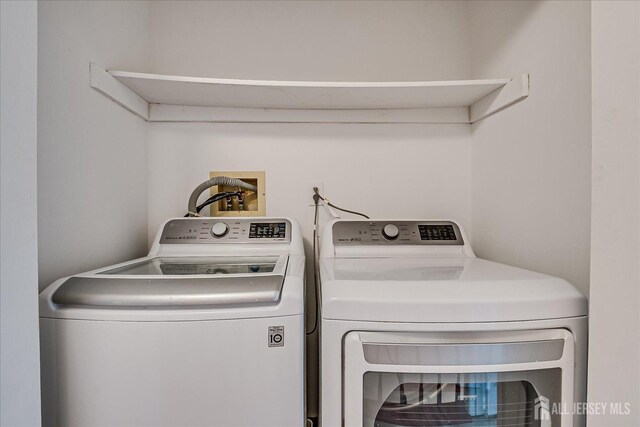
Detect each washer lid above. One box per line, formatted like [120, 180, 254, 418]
[320, 257, 587, 323]
[50, 255, 286, 309]
[52, 275, 284, 308]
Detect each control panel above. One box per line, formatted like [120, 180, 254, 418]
[249, 222, 286, 239]
[332, 221, 463, 246]
[160, 218, 291, 244]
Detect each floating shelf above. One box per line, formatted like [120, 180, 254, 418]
[90, 63, 529, 124]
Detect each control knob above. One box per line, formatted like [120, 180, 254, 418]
[382, 224, 400, 240]
[211, 222, 229, 238]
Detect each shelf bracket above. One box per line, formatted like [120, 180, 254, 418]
[469, 74, 529, 123]
[89, 63, 149, 121]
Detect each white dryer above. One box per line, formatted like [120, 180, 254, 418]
[319, 219, 587, 427]
[40, 217, 304, 427]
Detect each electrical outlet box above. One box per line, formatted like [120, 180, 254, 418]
[208, 171, 266, 217]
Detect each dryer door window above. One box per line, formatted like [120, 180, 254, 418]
[363, 370, 560, 427]
[343, 330, 575, 427]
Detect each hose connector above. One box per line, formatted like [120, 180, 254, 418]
[187, 176, 257, 216]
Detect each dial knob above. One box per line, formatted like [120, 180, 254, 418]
[382, 224, 400, 240]
[211, 222, 229, 238]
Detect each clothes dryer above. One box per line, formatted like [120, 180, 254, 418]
[319, 219, 587, 427]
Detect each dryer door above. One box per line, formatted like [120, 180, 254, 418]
[344, 329, 575, 427]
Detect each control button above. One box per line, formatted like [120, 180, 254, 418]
[382, 224, 400, 240]
[211, 222, 229, 238]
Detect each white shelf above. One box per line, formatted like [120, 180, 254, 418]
[90, 63, 529, 124]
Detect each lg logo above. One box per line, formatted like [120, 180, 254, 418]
[268, 326, 284, 347]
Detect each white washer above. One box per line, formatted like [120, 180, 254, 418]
[40, 217, 304, 427]
[319, 219, 587, 427]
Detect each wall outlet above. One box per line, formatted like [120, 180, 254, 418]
[208, 171, 266, 217]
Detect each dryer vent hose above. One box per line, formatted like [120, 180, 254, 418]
[187, 176, 258, 216]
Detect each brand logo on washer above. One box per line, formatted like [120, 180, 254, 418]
[268, 326, 284, 347]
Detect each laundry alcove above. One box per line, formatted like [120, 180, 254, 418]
[36, 0, 594, 423]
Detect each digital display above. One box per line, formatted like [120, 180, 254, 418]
[249, 222, 286, 239]
[418, 224, 457, 241]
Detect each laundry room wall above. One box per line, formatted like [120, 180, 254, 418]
[467, 0, 592, 296]
[588, 1, 640, 424]
[147, 124, 472, 239]
[145, 0, 473, 242]
[147, 0, 471, 81]
[37, 1, 150, 289]
[1, 1, 41, 425]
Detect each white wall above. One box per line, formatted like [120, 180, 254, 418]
[588, 1, 640, 425]
[468, 0, 592, 296]
[37, 1, 150, 289]
[147, 123, 472, 237]
[144, 0, 473, 255]
[149, 0, 471, 81]
[0, 1, 42, 426]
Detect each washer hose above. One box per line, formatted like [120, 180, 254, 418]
[187, 176, 257, 216]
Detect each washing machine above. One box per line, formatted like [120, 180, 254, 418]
[39, 217, 305, 427]
[319, 219, 587, 427]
